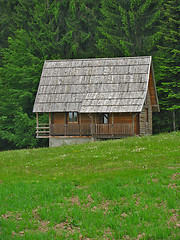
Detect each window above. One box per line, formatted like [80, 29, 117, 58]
[103, 113, 109, 124]
[69, 112, 78, 122]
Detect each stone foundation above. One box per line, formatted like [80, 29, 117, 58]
[49, 137, 94, 147]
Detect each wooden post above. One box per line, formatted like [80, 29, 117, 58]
[49, 113, 51, 125]
[65, 113, 67, 136]
[79, 113, 81, 136]
[112, 113, 114, 136]
[49, 113, 51, 136]
[95, 114, 97, 136]
[132, 113, 134, 136]
[112, 113, 114, 124]
[88, 114, 93, 135]
[36, 113, 39, 138]
[173, 110, 176, 131]
[91, 114, 93, 135]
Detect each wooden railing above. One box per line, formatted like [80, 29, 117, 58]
[91, 124, 133, 136]
[36, 124, 50, 137]
[36, 123, 133, 138]
[50, 124, 91, 136]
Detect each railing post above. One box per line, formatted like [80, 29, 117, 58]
[65, 124, 67, 136]
[112, 113, 114, 137]
[89, 114, 93, 136]
[91, 124, 93, 136]
[49, 113, 51, 136]
[132, 114, 135, 136]
[36, 113, 39, 138]
[79, 114, 81, 136]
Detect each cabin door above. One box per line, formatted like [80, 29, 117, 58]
[51, 113, 65, 135]
[67, 112, 79, 135]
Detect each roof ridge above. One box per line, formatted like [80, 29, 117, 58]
[45, 56, 151, 62]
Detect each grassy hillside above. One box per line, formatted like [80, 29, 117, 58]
[0, 132, 179, 239]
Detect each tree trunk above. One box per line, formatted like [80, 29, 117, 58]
[172, 109, 176, 131]
[46, 0, 49, 9]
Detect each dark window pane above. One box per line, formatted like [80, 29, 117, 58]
[69, 112, 73, 122]
[74, 112, 77, 122]
[69, 112, 78, 122]
[103, 114, 109, 124]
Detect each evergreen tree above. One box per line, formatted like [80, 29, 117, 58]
[0, 0, 100, 150]
[13, 0, 99, 59]
[97, 0, 163, 57]
[155, 0, 180, 131]
[58, 0, 99, 58]
[0, 0, 18, 65]
[0, 29, 42, 149]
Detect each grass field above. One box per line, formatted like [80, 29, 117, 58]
[0, 132, 180, 239]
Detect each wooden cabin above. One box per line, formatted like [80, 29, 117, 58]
[33, 56, 159, 147]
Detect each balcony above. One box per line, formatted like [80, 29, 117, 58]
[36, 123, 134, 138]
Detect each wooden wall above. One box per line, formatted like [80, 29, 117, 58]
[52, 113, 66, 124]
[80, 113, 91, 124]
[139, 90, 152, 135]
[148, 68, 157, 109]
[112, 113, 139, 135]
[79, 113, 103, 124]
[52, 112, 139, 135]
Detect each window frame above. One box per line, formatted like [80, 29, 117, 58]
[103, 113, 109, 124]
[68, 112, 78, 123]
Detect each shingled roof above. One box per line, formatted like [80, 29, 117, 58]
[33, 56, 158, 113]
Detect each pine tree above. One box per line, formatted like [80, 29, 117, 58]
[0, 0, 18, 65]
[0, 29, 42, 149]
[155, 0, 180, 131]
[12, 0, 99, 59]
[0, 0, 100, 150]
[97, 0, 163, 57]
[59, 0, 99, 58]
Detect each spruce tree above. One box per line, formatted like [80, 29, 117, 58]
[0, 0, 18, 65]
[0, 30, 41, 149]
[0, 0, 100, 150]
[59, 0, 99, 58]
[97, 0, 163, 57]
[155, 0, 180, 131]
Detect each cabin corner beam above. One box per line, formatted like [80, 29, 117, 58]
[36, 113, 39, 138]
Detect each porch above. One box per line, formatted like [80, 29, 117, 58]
[36, 123, 134, 138]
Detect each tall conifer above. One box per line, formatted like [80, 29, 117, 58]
[97, 0, 163, 57]
[155, 0, 180, 131]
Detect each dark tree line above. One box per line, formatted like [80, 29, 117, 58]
[0, 0, 179, 150]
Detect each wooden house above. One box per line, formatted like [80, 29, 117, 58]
[33, 56, 159, 147]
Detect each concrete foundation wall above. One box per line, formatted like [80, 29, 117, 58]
[49, 137, 94, 147]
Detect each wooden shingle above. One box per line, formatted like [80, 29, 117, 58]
[33, 56, 158, 113]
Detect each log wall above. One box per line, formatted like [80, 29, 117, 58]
[139, 90, 152, 135]
[80, 113, 91, 124]
[52, 112, 140, 135]
[52, 113, 66, 124]
[112, 113, 139, 135]
[149, 68, 156, 107]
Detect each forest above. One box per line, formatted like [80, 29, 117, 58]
[0, 0, 179, 150]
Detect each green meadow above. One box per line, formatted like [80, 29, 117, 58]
[0, 132, 179, 239]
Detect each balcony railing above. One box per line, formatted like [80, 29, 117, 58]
[36, 123, 133, 138]
[36, 124, 50, 137]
